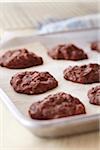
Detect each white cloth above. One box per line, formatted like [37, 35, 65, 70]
[38, 14, 100, 35]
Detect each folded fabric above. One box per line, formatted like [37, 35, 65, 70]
[38, 14, 100, 35]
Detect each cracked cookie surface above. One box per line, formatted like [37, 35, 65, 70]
[29, 92, 86, 120]
[88, 86, 100, 105]
[48, 44, 88, 61]
[10, 71, 58, 94]
[91, 41, 100, 53]
[0, 49, 43, 69]
[64, 64, 100, 84]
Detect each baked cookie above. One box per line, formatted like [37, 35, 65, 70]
[91, 41, 100, 53]
[10, 71, 58, 94]
[48, 44, 88, 60]
[0, 48, 43, 69]
[88, 86, 100, 105]
[64, 64, 100, 84]
[29, 92, 86, 120]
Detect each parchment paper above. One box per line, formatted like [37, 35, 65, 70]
[0, 29, 100, 119]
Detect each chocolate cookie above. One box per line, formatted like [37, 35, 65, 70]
[88, 86, 100, 105]
[0, 49, 43, 69]
[91, 41, 100, 52]
[64, 64, 100, 84]
[10, 71, 58, 94]
[29, 92, 86, 120]
[48, 44, 88, 60]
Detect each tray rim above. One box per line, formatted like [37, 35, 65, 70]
[0, 27, 100, 50]
[0, 28, 100, 130]
[0, 88, 100, 129]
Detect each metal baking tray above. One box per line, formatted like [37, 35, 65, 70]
[0, 28, 100, 138]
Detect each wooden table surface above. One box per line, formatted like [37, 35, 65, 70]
[0, 2, 98, 36]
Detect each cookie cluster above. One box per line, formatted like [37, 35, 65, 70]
[0, 42, 99, 120]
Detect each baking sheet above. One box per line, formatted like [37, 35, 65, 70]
[0, 29, 100, 120]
